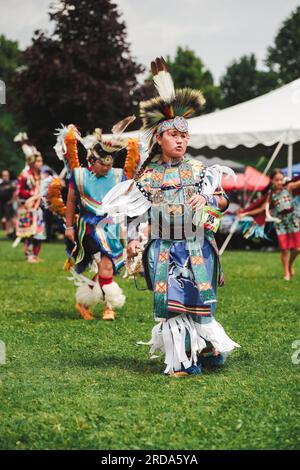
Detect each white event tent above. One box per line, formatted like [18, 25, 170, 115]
[101, 78, 300, 178]
[188, 78, 300, 152]
[188, 78, 300, 179]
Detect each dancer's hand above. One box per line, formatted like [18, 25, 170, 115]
[65, 227, 75, 244]
[188, 194, 206, 209]
[127, 240, 140, 259]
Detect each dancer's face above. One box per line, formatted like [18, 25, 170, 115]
[156, 129, 189, 161]
[34, 156, 43, 171]
[91, 158, 113, 177]
[272, 172, 284, 190]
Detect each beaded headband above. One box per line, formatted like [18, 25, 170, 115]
[157, 116, 189, 134]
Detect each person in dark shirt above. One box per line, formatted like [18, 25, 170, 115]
[0, 170, 16, 238]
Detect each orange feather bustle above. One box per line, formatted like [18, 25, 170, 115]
[47, 178, 66, 217]
[123, 138, 140, 180]
[64, 125, 80, 172]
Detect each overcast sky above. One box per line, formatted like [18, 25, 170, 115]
[0, 0, 299, 82]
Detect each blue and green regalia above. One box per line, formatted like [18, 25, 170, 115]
[70, 163, 125, 275]
[102, 58, 240, 375]
[52, 122, 139, 321]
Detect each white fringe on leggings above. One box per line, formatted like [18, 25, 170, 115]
[138, 313, 240, 374]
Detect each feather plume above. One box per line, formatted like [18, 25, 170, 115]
[94, 128, 102, 142]
[151, 57, 175, 104]
[111, 115, 136, 137]
[47, 177, 66, 217]
[173, 88, 205, 118]
[140, 97, 167, 133]
[123, 138, 140, 179]
[14, 132, 28, 143]
[54, 124, 82, 176]
[140, 57, 206, 142]
[14, 131, 41, 159]
[64, 125, 81, 172]
[40, 175, 53, 205]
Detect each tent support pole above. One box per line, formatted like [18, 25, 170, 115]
[288, 144, 293, 179]
[248, 140, 284, 203]
[219, 220, 239, 256]
[219, 140, 283, 256]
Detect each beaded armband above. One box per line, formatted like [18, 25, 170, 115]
[135, 181, 152, 202]
[195, 166, 206, 195]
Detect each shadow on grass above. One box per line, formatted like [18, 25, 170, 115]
[24, 310, 81, 321]
[233, 350, 252, 363]
[64, 353, 162, 375]
[0, 312, 80, 324]
[62, 351, 248, 376]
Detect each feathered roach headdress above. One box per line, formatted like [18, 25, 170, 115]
[54, 116, 141, 181]
[87, 115, 136, 165]
[14, 132, 42, 164]
[140, 57, 206, 147]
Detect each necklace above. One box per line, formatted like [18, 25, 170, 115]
[163, 156, 183, 168]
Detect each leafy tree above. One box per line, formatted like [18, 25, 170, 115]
[0, 35, 20, 83]
[220, 54, 279, 108]
[0, 35, 24, 175]
[166, 47, 223, 113]
[13, 0, 143, 163]
[266, 6, 300, 83]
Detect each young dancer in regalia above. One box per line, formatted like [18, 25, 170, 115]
[15, 134, 46, 262]
[102, 58, 240, 376]
[50, 120, 140, 321]
[240, 169, 300, 280]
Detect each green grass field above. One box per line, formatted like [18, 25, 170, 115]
[0, 239, 299, 450]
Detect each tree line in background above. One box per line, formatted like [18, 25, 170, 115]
[1, 0, 300, 175]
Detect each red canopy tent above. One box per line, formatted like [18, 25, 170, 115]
[222, 166, 270, 191]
